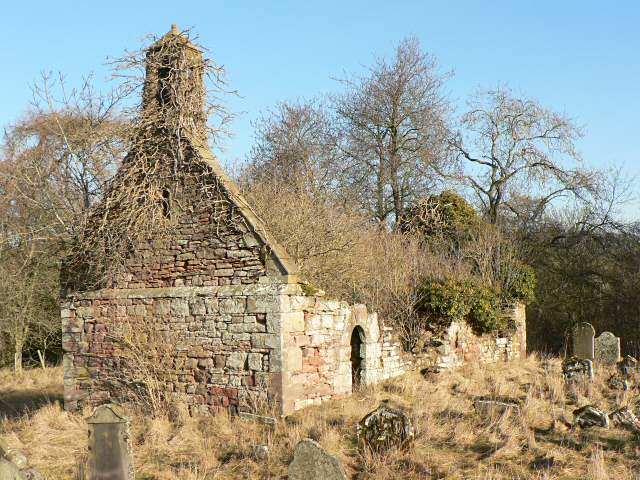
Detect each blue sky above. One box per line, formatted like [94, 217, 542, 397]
[2, 1, 639, 214]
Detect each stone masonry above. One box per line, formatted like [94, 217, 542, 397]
[415, 304, 527, 370]
[62, 26, 526, 416]
[61, 26, 406, 416]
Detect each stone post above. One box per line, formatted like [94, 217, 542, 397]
[86, 404, 133, 480]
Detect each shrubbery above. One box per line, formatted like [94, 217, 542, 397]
[404, 192, 536, 335]
[416, 279, 513, 334]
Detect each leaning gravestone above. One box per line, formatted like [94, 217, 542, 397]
[86, 404, 134, 480]
[572, 322, 595, 360]
[610, 407, 640, 434]
[594, 331, 621, 366]
[288, 439, 347, 480]
[356, 404, 414, 452]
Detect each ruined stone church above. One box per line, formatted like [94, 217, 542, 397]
[61, 26, 405, 416]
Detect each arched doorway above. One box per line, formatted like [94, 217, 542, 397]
[350, 326, 365, 391]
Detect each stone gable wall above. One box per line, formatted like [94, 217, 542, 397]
[114, 179, 268, 290]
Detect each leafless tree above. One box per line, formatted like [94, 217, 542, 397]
[450, 87, 600, 225]
[0, 75, 129, 371]
[244, 100, 340, 195]
[332, 37, 451, 224]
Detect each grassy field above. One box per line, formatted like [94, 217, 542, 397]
[1, 356, 639, 479]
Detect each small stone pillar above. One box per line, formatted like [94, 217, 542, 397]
[86, 404, 133, 480]
[572, 322, 595, 360]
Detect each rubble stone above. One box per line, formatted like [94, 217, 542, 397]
[288, 439, 346, 480]
[573, 405, 609, 429]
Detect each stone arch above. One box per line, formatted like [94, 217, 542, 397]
[350, 326, 366, 391]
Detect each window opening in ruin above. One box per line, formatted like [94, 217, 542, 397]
[350, 326, 365, 391]
[157, 66, 171, 105]
[161, 189, 171, 218]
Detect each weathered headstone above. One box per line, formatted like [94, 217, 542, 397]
[562, 357, 594, 383]
[594, 331, 621, 366]
[573, 405, 609, 429]
[86, 404, 133, 480]
[618, 355, 638, 376]
[607, 373, 630, 391]
[356, 404, 414, 452]
[0, 440, 43, 480]
[572, 322, 595, 360]
[288, 439, 347, 480]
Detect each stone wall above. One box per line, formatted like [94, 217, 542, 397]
[281, 296, 405, 414]
[62, 281, 287, 414]
[416, 304, 526, 370]
[62, 280, 407, 416]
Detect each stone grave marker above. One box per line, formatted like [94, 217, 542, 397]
[573, 405, 609, 429]
[288, 439, 346, 480]
[562, 357, 594, 383]
[473, 396, 521, 418]
[356, 404, 414, 452]
[572, 322, 595, 360]
[610, 407, 640, 434]
[86, 404, 133, 480]
[618, 355, 639, 376]
[594, 331, 621, 366]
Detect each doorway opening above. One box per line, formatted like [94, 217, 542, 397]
[350, 326, 365, 391]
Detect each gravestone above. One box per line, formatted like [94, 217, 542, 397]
[607, 373, 630, 391]
[618, 355, 638, 376]
[562, 357, 594, 383]
[86, 404, 133, 480]
[473, 397, 521, 418]
[594, 332, 620, 366]
[610, 407, 640, 434]
[356, 404, 414, 452]
[288, 439, 346, 480]
[572, 322, 595, 360]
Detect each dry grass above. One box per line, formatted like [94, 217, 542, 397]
[2, 357, 640, 479]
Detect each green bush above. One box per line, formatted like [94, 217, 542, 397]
[416, 278, 514, 334]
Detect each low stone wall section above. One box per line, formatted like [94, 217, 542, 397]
[416, 304, 526, 370]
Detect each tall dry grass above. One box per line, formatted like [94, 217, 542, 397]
[2, 356, 640, 479]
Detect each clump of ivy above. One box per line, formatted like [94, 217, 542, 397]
[416, 278, 514, 335]
[398, 190, 479, 241]
[403, 191, 536, 335]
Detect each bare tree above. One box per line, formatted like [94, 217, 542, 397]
[0, 75, 129, 371]
[332, 37, 451, 224]
[451, 87, 599, 225]
[244, 100, 340, 195]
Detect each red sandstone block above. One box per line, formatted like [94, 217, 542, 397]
[227, 387, 238, 399]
